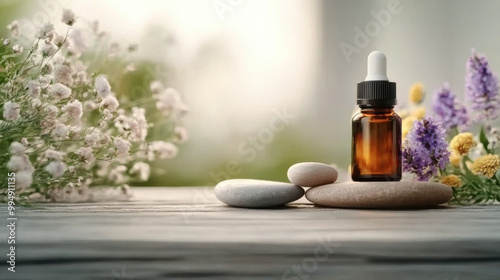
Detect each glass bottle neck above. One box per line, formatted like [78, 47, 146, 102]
[359, 106, 394, 114]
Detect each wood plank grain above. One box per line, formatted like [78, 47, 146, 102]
[1, 187, 499, 280]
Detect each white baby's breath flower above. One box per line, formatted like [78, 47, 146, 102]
[61, 9, 76, 26]
[108, 165, 127, 184]
[102, 108, 113, 121]
[46, 105, 59, 119]
[31, 98, 42, 108]
[84, 130, 101, 146]
[12, 44, 23, 54]
[3, 39, 10, 46]
[129, 107, 148, 142]
[49, 83, 72, 99]
[21, 138, 28, 146]
[68, 166, 76, 174]
[38, 75, 52, 87]
[3, 101, 20, 121]
[53, 122, 69, 138]
[69, 29, 86, 54]
[100, 95, 119, 112]
[150, 80, 163, 93]
[16, 170, 33, 190]
[7, 20, 19, 37]
[83, 100, 98, 110]
[45, 161, 67, 178]
[10, 142, 25, 155]
[155, 88, 186, 116]
[75, 71, 88, 85]
[53, 33, 66, 47]
[62, 99, 83, 119]
[27, 80, 41, 98]
[95, 75, 111, 98]
[7, 154, 33, 172]
[151, 141, 178, 159]
[175, 126, 189, 142]
[124, 63, 135, 73]
[45, 150, 63, 161]
[54, 64, 74, 86]
[41, 119, 57, 134]
[129, 162, 150, 181]
[114, 137, 131, 158]
[76, 147, 95, 164]
[96, 161, 110, 177]
[41, 41, 57, 56]
[37, 22, 55, 39]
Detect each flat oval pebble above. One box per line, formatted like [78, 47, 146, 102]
[287, 162, 338, 187]
[215, 179, 304, 208]
[305, 181, 452, 209]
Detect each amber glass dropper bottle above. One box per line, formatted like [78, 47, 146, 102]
[351, 51, 401, 181]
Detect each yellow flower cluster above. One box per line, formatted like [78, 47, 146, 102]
[441, 174, 462, 188]
[471, 154, 500, 178]
[449, 152, 461, 166]
[449, 133, 476, 155]
[412, 107, 426, 120]
[409, 83, 425, 104]
[400, 83, 427, 140]
[402, 117, 416, 139]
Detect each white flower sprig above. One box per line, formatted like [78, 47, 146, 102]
[0, 9, 188, 204]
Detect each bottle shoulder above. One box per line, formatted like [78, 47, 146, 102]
[352, 110, 401, 122]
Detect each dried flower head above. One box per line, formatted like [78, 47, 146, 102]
[441, 174, 462, 188]
[471, 154, 500, 178]
[409, 83, 425, 104]
[449, 132, 476, 156]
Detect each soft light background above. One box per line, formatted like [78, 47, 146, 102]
[4, 0, 500, 186]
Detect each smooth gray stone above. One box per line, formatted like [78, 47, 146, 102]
[306, 181, 453, 209]
[287, 162, 338, 187]
[215, 179, 304, 208]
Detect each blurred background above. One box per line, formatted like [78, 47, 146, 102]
[2, 0, 500, 186]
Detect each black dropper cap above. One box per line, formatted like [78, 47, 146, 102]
[357, 51, 396, 107]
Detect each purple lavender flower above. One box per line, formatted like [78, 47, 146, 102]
[465, 49, 500, 121]
[431, 83, 469, 131]
[403, 117, 450, 181]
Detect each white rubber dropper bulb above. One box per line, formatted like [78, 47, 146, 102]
[364, 51, 389, 81]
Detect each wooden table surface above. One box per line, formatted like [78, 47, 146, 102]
[1, 187, 500, 280]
